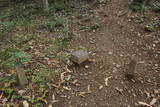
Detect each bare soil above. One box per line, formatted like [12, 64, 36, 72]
[53, 0, 160, 106]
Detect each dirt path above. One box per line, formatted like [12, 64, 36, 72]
[53, 0, 160, 106]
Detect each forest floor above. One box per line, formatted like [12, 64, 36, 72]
[0, 0, 160, 107]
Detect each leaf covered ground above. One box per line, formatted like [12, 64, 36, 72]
[0, 0, 160, 107]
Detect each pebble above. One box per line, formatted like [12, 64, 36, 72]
[155, 64, 158, 67]
[99, 85, 103, 90]
[85, 65, 89, 69]
[108, 51, 113, 55]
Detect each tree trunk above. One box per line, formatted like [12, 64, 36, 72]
[42, 0, 49, 11]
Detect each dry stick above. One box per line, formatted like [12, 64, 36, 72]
[125, 56, 138, 78]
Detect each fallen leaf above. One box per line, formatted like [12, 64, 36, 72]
[28, 40, 34, 45]
[10, 69, 16, 74]
[65, 66, 72, 73]
[138, 101, 149, 106]
[52, 84, 60, 88]
[66, 75, 71, 81]
[85, 65, 89, 69]
[40, 99, 48, 104]
[48, 104, 53, 107]
[99, 85, 103, 90]
[115, 87, 123, 95]
[138, 61, 145, 64]
[52, 94, 59, 103]
[23, 100, 29, 107]
[60, 72, 66, 82]
[18, 90, 26, 96]
[88, 85, 91, 92]
[52, 94, 55, 101]
[63, 86, 71, 91]
[104, 76, 112, 86]
[13, 104, 19, 107]
[2, 98, 7, 105]
[79, 91, 91, 97]
[0, 92, 3, 99]
[149, 98, 157, 106]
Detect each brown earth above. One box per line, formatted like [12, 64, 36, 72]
[0, 0, 159, 107]
[52, 0, 160, 107]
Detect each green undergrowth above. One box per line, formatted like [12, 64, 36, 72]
[0, 1, 77, 106]
[0, 48, 32, 69]
[129, 1, 160, 12]
[0, 33, 71, 106]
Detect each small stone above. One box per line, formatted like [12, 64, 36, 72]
[70, 50, 89, 64]
[85, 65, 89, 69]
[120, 54, 123, 57]
[155, 64, 158, 67]
[99, 85, 103, 90]
[108, 51, 113, 55]
[16, 66, 28, 87]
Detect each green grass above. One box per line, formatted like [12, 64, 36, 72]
[0, 48, 32, 68]
[52, 0, 71, 11]
[129, 0, 160, 12]
[43, 18, 66, 31]
[57, 54, 69, 64]
[0, 9, 13, 20]
[145, 24, 154, 32]
[32, 68, 56, 84]
[54, 38, 69, 49]
[152, 1, 160, 12]
[0, 1, 73, 105]
[0, 21, 16, 40]
[129, 2, 149, 12]
[0, 74, 16, 99]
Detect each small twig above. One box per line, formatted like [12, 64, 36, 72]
[115, 87, 123, 95]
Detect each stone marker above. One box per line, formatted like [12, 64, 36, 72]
[70, 49, 89, 64]
[16, 66, 28, 87]
[125, 56, 138, 78]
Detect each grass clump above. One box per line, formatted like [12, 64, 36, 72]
[52, 0, 71, 11]
[129, 2, 149, 12]
[145, 24, 154, 32]
[0, 21, 15, 40]
[152, 1, 160, 11]
[0, 75, 16, 99]
[129, 0, 160, 12]
[42, 18, 67, 31]
[0, 9, 13, 20]
[0, 48, 32, 69]
[32, 68, 56, 84]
